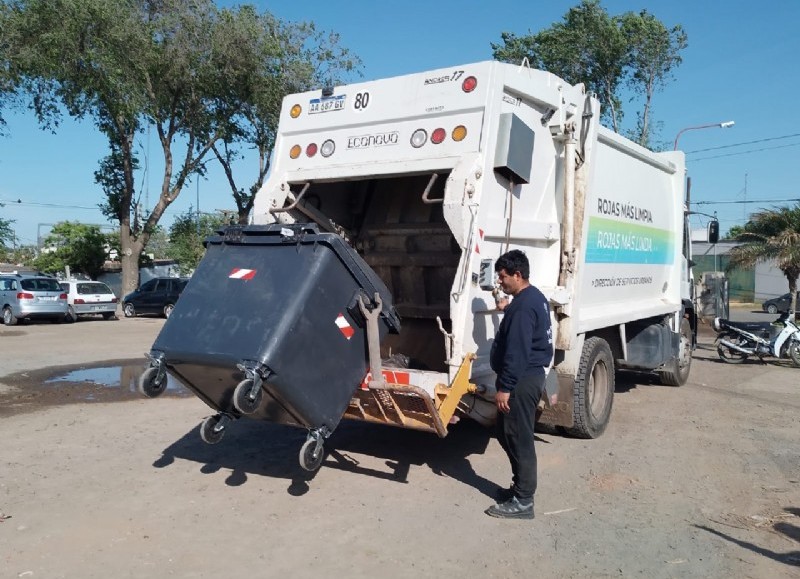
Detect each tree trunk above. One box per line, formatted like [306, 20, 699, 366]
[787, 273, 798, 315]
[120, 251, 140, 298]
[639, 78, 654, 147]
[119, 226, 144, 299]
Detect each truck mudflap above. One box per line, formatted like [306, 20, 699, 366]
[342, 354, 479, 437]
[538, 371, 576, 428]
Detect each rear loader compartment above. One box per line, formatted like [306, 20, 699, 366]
[281, 171, 463, 373]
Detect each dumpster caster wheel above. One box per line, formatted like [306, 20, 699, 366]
[200, 414, 227, 445]
[138, 367, 167, 398]
[299, 438, 325, 472]
[233, 378, 263, 415]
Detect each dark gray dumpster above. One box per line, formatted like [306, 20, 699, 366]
[142, 223, 400, 459]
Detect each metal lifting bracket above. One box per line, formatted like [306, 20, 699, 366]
[357, 292, 385, 389]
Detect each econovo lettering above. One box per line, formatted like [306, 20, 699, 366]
[346, 131, 399, 149]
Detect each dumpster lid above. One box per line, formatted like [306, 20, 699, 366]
[205, 223, 401, 333]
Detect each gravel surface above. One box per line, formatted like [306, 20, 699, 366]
[1, 310, 798, 578]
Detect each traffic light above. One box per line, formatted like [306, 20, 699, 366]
[708, 220, 720, 244]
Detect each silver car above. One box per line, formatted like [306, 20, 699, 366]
[0, 273, 69, 325]
[59, 280, 119, 322]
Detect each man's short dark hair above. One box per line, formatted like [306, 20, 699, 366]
[495, 249, 530, 280]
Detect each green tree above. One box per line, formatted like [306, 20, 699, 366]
[209, 8, 359, 224]
[142, 225, 169, 260]
[3, 0, 359, 294]
[727, 204, 800, 313]
[492, 0, 687, 147]
[0, 1, 15, 131]
[2, 243, 36, 265]
[32, 221, 109, 279]
[492, 0, 627, 131]
[724, 224, 745, 241]
[166, 209, 230, 274]
[620, 10, 687, 147]
[0, 215, 14, 250]
[2, 0, 267, 296]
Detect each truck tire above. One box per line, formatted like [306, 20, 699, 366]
[565, 336, 614, 439]
[658, 318, 692, 386]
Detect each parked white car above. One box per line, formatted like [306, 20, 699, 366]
[59, 280, 118, 322]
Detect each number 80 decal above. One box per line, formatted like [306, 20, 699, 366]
[353, 91, 370, 111]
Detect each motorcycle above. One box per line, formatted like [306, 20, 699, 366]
[713, 311, 800, 366]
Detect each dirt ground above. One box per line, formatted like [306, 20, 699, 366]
[0, 310, 798, 579]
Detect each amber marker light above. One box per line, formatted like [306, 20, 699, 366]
[289, 145, 301, 159]
[452, 125, 467, 142]
[290, 104, 302, 118]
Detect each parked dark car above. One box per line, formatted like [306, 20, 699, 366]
[761, 292, 800, 314]
[122, 277, 189, 318]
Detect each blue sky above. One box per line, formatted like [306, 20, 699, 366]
[1, 0, 799, 246]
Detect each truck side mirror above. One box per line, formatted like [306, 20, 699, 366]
[708, 220, 720, 244]
[478, 259, 496, 291]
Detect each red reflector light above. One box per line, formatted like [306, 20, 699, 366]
[74, 298, 85, 304]
[59, 293, 68, 300]
[462, 76, 477, 93]
[17, 292, 34, 299]
[306, 143, 318, 157]
[431, 128, 446, 144]
[112, 297, 118, 303]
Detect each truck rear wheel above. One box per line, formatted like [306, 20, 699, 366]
[658, 318, 692, 386]
[566, 336, 614, 439]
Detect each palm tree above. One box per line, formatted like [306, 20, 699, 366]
[726, 204, 800, 313]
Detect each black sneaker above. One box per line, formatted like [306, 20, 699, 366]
[494, 486, 514, 503]
[485, 496, 534, 519]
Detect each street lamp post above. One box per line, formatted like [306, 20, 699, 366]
[673, 121, 735, 150]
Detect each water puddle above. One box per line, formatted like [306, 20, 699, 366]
[0, 359, 192, 417]
[45, 365, 185, 396]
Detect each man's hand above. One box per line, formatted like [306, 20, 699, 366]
[496, 390, 511, 414]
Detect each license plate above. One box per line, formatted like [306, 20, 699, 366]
[38, 296, 56, 301]
[309, 95, 346, 114]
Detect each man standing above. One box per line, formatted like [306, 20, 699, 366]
[486, 250, 553, 519]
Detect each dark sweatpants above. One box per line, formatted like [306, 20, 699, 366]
[496, 372, 546, 503]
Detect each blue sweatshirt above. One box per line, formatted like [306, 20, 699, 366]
[490, 285, 553, 392]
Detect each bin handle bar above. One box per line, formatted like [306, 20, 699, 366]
[269, 182, 311, 214]
[421, 173, 443, 204]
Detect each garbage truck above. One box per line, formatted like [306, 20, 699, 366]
[139, 60, 694, 471]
